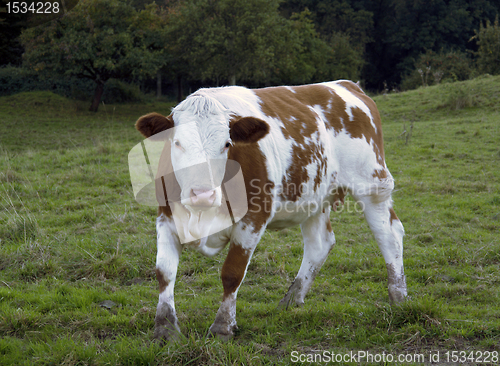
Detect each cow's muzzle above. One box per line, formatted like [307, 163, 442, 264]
[182, 187, 217, 210]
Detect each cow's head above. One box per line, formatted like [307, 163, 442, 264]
[135, 95, 269, 212]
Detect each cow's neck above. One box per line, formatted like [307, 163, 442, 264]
[171, 202, 232, 246]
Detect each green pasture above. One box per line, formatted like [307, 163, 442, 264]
[1, 76, 499, 365]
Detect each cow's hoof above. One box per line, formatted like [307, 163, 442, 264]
[153, 303, 181, 344]
[277, 296, 304, 310]
[278, 292, 297, 310]
[208, 323, 237, 341]
[277, 281, 305, 310]
[153, 324, 182, 345]
[388, 285, 408, 304]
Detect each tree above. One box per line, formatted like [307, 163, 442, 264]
[279, 0, 370, 82]
[271, 10, 363, 84]
[0, 9, 24, 66]
[20, 0, 166, 111]
[473, 16, 500, 75]
[0, 0, 80, 67]
[362, 0, 500, 90]
[165, 0, 317, 86]
[280, 0, 373, 52]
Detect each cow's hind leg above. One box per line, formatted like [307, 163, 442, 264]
[279, 206, 335, 309]
[357, 195, 407, 303]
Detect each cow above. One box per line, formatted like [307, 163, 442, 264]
[133, 80, 407, 342]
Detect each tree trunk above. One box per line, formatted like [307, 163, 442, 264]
[229, 74, 236, 86]
[157, 71, 162, 99]
[89, 81, 105, 112]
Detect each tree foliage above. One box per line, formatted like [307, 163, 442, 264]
[400, 50, 473, 90]
[163, 0, 364, 89]
[281, 0, 373, 51]
[166, 0, 308, 86]
[278, 0, 367, 83]
[366, 0, 499, 89]
[19, 0, 166, 111]
[0, 0, 79, 66]
[473, 16, 500, 76]
[10, 0, 500, 97]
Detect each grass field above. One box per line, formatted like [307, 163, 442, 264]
[1, 76, 499, 365]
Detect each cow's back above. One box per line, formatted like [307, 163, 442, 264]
[198, 82, 390, 224]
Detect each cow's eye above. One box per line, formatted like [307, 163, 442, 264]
[225, 141, 231, 148]
[174, 140, 181, 147]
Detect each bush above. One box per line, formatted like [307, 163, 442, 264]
[0, 66, 27, 95]
[473, 16, 500, 76]
[0, 67, 145, 103]
[400, 50, 473, 90]
[441, 83, 478, 110]
[0, 66, 94, 99]
[101, 79, 144, 104]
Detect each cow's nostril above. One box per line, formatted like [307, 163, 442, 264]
[190, 188, 216, 205]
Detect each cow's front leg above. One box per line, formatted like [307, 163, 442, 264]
[154, 216, 182, 343]
[209, 242, 255, 341]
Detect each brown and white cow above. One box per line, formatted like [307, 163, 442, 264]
[134, 80, 407, 342]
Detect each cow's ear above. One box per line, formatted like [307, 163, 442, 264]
[135, 112, 174, 138]
[229, 116, 269, 144]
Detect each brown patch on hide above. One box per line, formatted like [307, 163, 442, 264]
[321, 89, 350, 133]
[331, 187, 346, 212]
[389, 208, 399, 224]
[326, 218, 333, 233]
[255, 84, 353, 141]
[254, 85, 333, 201]
[337, 81, 385, 165]
[156, 268, 168, 293]
[348, 106, 385, 165]
[372, 168, 388, 180]
[255, 85, 329, 143]
[282, 143, 327, 201]
[155, 139, 182, 219]
[337, 80, 365, 94]
[158, 205, 172, 218]
[221, 243, 250, 298]
[227, 143, 273, 233]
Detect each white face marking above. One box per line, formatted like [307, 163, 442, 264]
[170, 97, 232, 209]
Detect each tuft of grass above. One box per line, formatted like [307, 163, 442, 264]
[388, 297, 443, 330]
[0, 213, 38, 243]
[0, 186, 39, 244]
[441, 83, 478, 110]
[0, 169, 24, 183]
